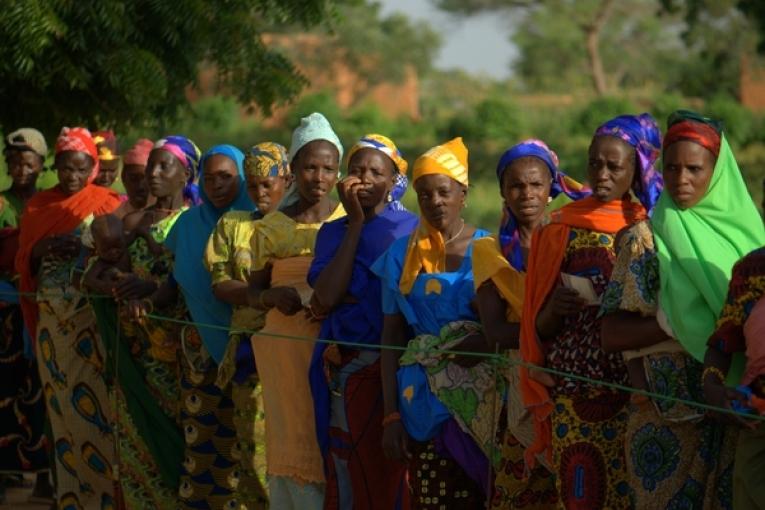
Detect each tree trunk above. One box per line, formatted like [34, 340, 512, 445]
[584, 0, 615, 96]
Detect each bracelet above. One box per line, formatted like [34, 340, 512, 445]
[257, 290, 270, 310]
[141, 298, 154, 314]
[702, 366, 725, 384]
[382, 411, 401, 428]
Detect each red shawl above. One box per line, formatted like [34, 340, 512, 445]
[15, 184, 121, 341]
[519, 196, 647, 467]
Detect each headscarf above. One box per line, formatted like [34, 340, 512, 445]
[347, 133, 409, 210]
[154, 135, 202, 205]
[594, 113, 663, 213]
[399, 137, 468, 294]
[662, 110, 722, 157]
[123, 138, 154, 167]
[92, 130, 119, 162]
[495, 139, 590, 271]
[165, 145, 254, 364]
[54, 127, 100, 182]
[652, 111, 765, 383]
[244, 142, 290, 178]
[288, 112, 344, 163]
[16, 127, 121, 343]
[519, 195, 647, 468]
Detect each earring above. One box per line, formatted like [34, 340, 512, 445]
[386, 192, 392, 203]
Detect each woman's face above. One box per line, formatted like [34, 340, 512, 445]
[56, 151, 94, 196]
[662, 141, 716, 210]
[414, 173, 466, 232]
[292, 140, 339, 205]
[121, 164, 150, 208]
[145, 149, 189, 199]
[202, 154, 240, 209]
[93, 159, 120, 188]
[347, 148, 396, 210]
[501, 157, 552, 228]
[5, 149, 43, 189]
[587, 136, 636, 202]
[246, 174, 290, 215]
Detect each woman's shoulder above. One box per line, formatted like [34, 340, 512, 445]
[732, 246, 765, 279]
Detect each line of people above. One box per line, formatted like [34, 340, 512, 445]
[0, 108, 764, 510]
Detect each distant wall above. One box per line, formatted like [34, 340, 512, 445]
[741, 55, 765, 112]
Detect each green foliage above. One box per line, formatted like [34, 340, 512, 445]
[0, 0, 348, 138]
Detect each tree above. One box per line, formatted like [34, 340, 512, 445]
[0, 0, 353, 138]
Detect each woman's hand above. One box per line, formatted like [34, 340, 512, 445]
[546, 286, 586, 317]
[703, 377, 757, 429]
[337, 176, 365, 225]
[263, 287, 303, 316]
[451, 334, 490, 368]
[122, 299, 150, 322]
[113, 274, 156, 301]
[382, 420, 411, 463]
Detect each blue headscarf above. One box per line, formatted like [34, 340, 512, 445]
[496, 139, 590, 271]
[165, 144, 254, 363]
[594, 113, 663, 214]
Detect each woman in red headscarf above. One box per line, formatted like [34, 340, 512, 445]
[16, 127, 120, 509]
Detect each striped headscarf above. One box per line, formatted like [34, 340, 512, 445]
[594, 113, 663, 214]
[55, 127, 100, 183]
[154, 135, 202, 205]
[347, 133, 409, 208]
[496, 139, 589, 271]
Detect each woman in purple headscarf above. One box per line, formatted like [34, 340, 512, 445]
[472, 139, 588, 509]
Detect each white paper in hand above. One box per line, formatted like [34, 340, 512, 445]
[560, 273, 600, 306]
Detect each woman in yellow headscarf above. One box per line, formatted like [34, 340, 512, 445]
[371, 138, 495, 509]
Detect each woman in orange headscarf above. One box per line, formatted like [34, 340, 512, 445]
[16, 127, 120, 509]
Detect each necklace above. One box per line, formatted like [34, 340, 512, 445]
[444, 219, 466, 245]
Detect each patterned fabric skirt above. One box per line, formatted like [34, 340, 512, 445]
[323, 348, 408, 510]
[0, 303, 48, 473]
[491, 431, 558, 509]
[36, 287, 118, 509]
[178, 328, 240, 510]
[627, 396, 735, 510]
[550, 391, 631, 510]
[231, 373, 268, 510]
[408, 440, 486, 510]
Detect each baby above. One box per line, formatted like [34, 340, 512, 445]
[83, 214, 162, 295]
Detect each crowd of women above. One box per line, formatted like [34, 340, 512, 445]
[0, 107, 764, 510]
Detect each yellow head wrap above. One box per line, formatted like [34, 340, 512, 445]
[346, 134, 408, 175]
[244, 142, 290, 178]
[399, 137, 469, 294]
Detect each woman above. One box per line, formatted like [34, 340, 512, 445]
[1, 128, 47, 227]
[114, 138, 155, 219]
[520, 114, 662, 510]
[111, 135, 202, 509]
[371, 137, 492, 509]
[473, 139, 588, 509]
[246, 112, 345, 508]
[15, 127, 121, 509]
[600, 112, 752, 509]
[308, 134, 418, 509]
[204, 142, 293, 509]
[92, 130, 120, 188]
[164, 144, 257, 509]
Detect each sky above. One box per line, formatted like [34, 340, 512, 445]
[378, 0, 518, 79]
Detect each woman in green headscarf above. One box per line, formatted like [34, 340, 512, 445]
[649, 110, 764, 508]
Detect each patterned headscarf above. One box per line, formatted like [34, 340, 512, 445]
[495, 139, 590, 271]
[594, 113, 663, 214]
[55, 127, 100, 183]
[663, 110, 722, 158]
[154, 135, 202, 205]
[92, 130, 119, 162]
[244, 142, 290, 178]
[347, 133, 409, 209]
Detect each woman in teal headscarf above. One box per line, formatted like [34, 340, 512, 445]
[164, 144, 255, 510]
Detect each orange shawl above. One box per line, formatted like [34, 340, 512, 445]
[519, 196, 646, 467]
[15, 184, 121, 341]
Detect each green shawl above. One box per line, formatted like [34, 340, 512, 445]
[652, 134, 765, 383]
[90, 297, 184, 488]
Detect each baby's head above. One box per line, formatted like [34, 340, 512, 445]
[91, 214, 126, 263]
